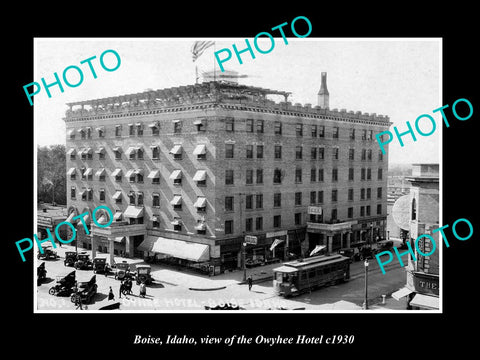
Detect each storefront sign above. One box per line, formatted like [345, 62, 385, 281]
[406, 271, 439, 296]
[266, 230, 287, 238]
[244, 235, 258, 245]
[308, 206, 322, 215]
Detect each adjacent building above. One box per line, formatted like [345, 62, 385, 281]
[63, 72, 391, 274]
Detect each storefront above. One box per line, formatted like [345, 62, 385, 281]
[392, 271, 439, 310]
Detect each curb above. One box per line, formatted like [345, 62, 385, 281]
[188, 286, 227, 291]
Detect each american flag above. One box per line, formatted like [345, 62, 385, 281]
[191, 41, 215, 62]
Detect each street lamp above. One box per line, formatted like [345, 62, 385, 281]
[363, 259, 369, 310]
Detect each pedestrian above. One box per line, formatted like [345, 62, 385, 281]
[139, 282, 146, 298]
[247, 276, 253, 291]
[119, 281, 124, 299]
[74, 287, 82, 310]
[108, 286, 115, 301]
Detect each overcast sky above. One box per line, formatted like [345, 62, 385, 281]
[34, 38, 441, 164]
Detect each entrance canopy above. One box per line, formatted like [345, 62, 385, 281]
[138, 236, 209, 262]
[410, 293, 439, 310]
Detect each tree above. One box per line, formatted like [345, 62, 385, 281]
[37, 144, 66, 205]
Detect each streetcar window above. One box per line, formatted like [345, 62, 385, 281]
[276, 272, 283, 282]
[308, 270, 316, 278]
[300, 271, 307, 280]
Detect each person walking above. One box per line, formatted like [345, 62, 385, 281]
[139, 282, 147, 298]
[247, 276, 253, 291]
[108, 286, 115, 301]
[119, 281, 124, 299]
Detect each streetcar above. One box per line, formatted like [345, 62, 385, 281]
[273, 254, 350, 297]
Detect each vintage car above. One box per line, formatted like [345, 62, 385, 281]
[74, 252, 93, 270]
[92, 257, 111, 274]
[71, 273, 97, 304]
[114, 261, 133, 281]
[37, 262, 47, 284]
[64, 251, 78, 267]
[374, 240, 394, 253]
[49, 270, 76, 296]
[37, 244, 59, 260]
[135, 264, 152, 285]
[338, 248, 357, 263]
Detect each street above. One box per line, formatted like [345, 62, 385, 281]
[36, 245, 407, 311]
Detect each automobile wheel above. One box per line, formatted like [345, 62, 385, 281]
[71, 294, 79, 303]
[48, 287, 56, 295]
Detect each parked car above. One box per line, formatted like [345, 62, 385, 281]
[64, 251, 78, 267]
[37, 262, 47, 284]
[71, 274, 97, 304]
[114, 261, 133, 281]
[49, 270, 76, 296]
[338, 248, 356, 263]
[37, 244, 58, 260]
[74, 252, 93, 270]
[375, 240, 394, 253]
[135, 264, 152, 285]
[93, 257, 111, 274]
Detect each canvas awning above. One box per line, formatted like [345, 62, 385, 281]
[169, 170, 182, 180]
[95, 168, 106, 177]
[309, 245, 326, 256]
[112, 190, 122, 200]
[170, 195, 182, 206]
[124, 205, 144, 218]
[392, 287, 414, 301]
[113, 211, 123, 221]
[125, 147, 137, 156]
[137, 236, 210, 262]
[66, 148, 76, 155]
[134, 169, 144, 175]
[270, 238, 285, 251]
[111, 168, 122, 177]
[193, 144, 207, 155]
[409, 293, 439, 310]
[112, 146, 122, 152]
[125, 169, 135, 178]
[147, 169, 160, 179]
[67, 168, 76, 175]
[95, 147, 105, 154]
[170, 144, 183, 155]
[192, 170, 207, 181]
[84, 168, 93, 176]
[66, 212, 77, 224]
[195, 222, 206, 231]
[193, 197, 207, 208]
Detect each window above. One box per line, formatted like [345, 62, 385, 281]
[151, 123, 160, 136]
[331, 189, 338, 202]
[331, 209, 337, 221]
[361, 168, 366, 180]
[225, 117, 234, 132]
[137, 172, 144, 183]
[411, 198, 417, 220]
[246, 194, 253, 210]
[367, 168, 372, 180]
[137, 192, 144, 206]
[310, 168, 316, 182]
[348, 188, 354, 201]
[152, 193, 160, 207]
[311, 125, 317, 137]
[174, 121, 182, 134]
[114, 149, 122, 160]
[80, 129, 86, 139]
[173, 219, 182, 232]
[311, 147, 317, 160]
[171, 195, 182, 211]
[257, 145, 264, 159]
[318, 147, 324, 159]
[333, 127, 339, 139]
[99, 188, 105, 202]
[369, 130, 373, 140]
[378, 150, 384, 161]
[246, 218, 253, 232]
[81, 189, 87, 201]
[86, 127, 92, 139]
[348, 207, 353, 218]
[378, 168, 383, 180]
[274, 145, 282, 159]
[294, 213, 302, 225]
[225, 220, 233, 235]
[98, 127, 105, 138]
[377, 204, 382, 215]
[115, 125, 122, 137]
[129, 148, 136, 160]
[332, 168, 338, 182]
[367, 188, 371, 200]
[274, 121, 282, 135]
[87, 188, 93, 201]
[136, 124, 143, 137]
[295, 146, 303, 160]
[295, 168, 302, 183]
[129, 124, 135, 136]
[366, 205, 371, 216]
[273, 215, 281, 228]
[349, 168, 354, 181]
[377, 187, 383, 199]
[225, 196, 234, 212]
[318, 168, 324, 182]
[367, 149, 372, 161]
[350, 128, 355, 140]
[349, 149, 355, 160]
[70, 186, 76, 199]
[296, 123, 303, 137]
[129, 192, 135, 205]
[69, 131, 75, 140]
[295, 192, 302, 206]
[361, 188, 365, 200]
[310, 191, 316, 204]
[98, 150, 105, 160]
[256, 120, 264, 133]
[225, 144, 234, 158]
[137, 148, 144, 160]
[246, 119, 254, 133]
[362, 129, 367, 140]
[152, 216, 160, 228]
[273, 168, 282, 184]
[225, 170, 234, 185]
[319, 125, 325, 137]
[246, 169, 253, 185]
[318, 191, 324, 204]
[246, 145, 253, 159]
[333, 148, 339, 160]
[152, 146, 160, 160]
[360, 206, 365, 216]
[256, 194, 263, 209]
[255, 217, 263, 231]
[256, 169, 263, 184]
[361, 149, 367, 160]
[274, 193, 281, 208]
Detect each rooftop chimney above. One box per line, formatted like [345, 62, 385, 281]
[317, 72, 329, 109]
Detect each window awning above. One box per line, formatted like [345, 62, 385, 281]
[392, 287, 414, 301]
[135, 122, 142, 127]
[84, 168, 93, 176]
[125, 147, 137, 156]
[113, 211, 123, 221]
[67, 168, 76, 175]
[170, 144, 183, 155]
[77, 128, 85, 133]
[95, 168, 106, 177]
[95, 147, 105, 154]
[169, 170, 182, 180]
[124, 205, 144, 218]
[95, 126, 105, 132]
[84, 148, 93, 154]
[111, 168, 122, 177]
[171, 219, 181, 225]
[125, 169, 135, 178]
[112, 146, 122, 152]
[193, 119, 205, 125]
[193, 144, 206, 155]
[147, 169, 161, 179]
[194, 197, 207, 208]
[78, 189, 86, 196]
[170, 195, 182, 206]
[96, 214, 108, 225]
[138, 236, 210, 262]
[148, 122, 159, 128]
[67, 129, 75, 136]
[309, 245, 326, 256]
[195, 222, 206, 231]
[410, 293, 439, 310]
[134, 169, 144, 175]
[149, 145, 159, 149]
[67, 148, 76, 155]
[193, 170, 207, 181]
[115, 236, 126, 243]
[66, 212, 77, 224]
[112, 190, 122, 200]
